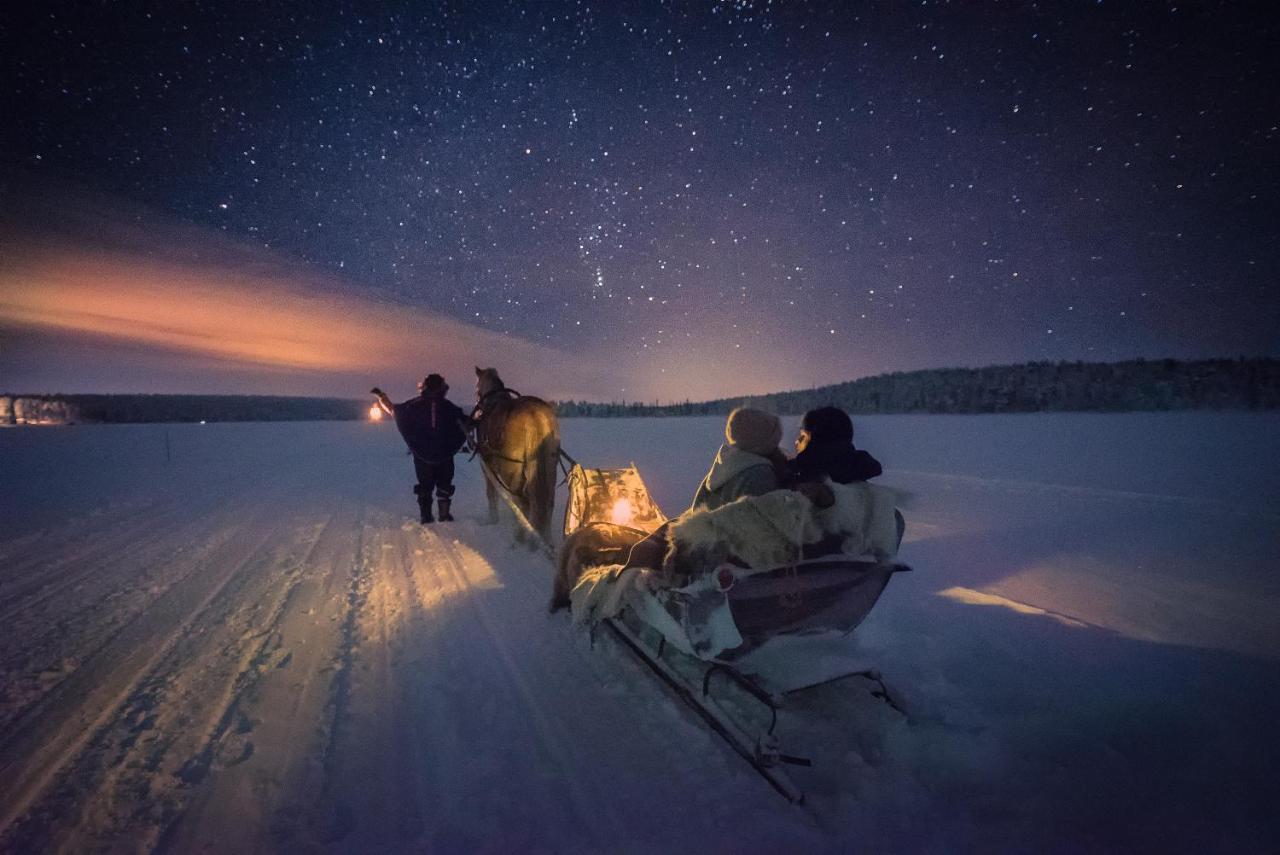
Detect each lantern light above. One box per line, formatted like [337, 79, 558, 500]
[564, 464, 666, 538]
[609, 497, 634, 526]
[368, 405, 384, 421]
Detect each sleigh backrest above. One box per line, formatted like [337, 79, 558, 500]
[643, 556, 910, 661]
[722, 558, 909, 650]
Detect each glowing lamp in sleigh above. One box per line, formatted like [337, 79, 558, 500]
[563, 463, 667, 538]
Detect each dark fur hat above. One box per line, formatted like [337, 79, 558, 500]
[420, 373, 448, 394]
[802, 406, 854, 444]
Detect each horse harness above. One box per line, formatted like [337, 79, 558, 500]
[469, 386, 541, 496]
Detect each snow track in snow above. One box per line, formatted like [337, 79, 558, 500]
[1, 492, 306, 848]
[0, 418, 1276, 852]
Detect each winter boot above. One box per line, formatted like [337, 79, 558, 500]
[437, 498, 454, 522]
[415, 486, 433, 524]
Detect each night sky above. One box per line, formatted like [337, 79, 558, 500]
[2, 1, 1277, 401]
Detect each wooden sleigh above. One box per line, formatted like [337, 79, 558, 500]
[563, 462, 909, 664]
[563, 463, 911, 802]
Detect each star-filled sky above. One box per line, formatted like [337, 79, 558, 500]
[2, 1, 1277, 401]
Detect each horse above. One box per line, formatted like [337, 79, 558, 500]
[470, 367, 561, 546]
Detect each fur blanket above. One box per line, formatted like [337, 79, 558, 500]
[550, 522, 648, 613]
[820, 480, 903, 559]
[567, 481, 903, 626]
[569, 564, 651, 625]
[663, 480, 901, 583]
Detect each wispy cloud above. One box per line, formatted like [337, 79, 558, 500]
[0, 182, 624, 399]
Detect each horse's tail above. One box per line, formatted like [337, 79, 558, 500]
[528, 418, 561, 542]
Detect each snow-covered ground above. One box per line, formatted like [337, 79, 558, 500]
[0, 413, 1277, 853]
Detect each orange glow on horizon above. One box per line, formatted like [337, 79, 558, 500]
[0, 187, 815, 402]
[0, 247, 609, 398]
[2, 256, 456, 372]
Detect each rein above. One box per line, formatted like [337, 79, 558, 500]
[469, 387, 537, 497]
[468, 387, 525, 464]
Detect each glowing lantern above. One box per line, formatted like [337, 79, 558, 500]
[368, 405, 384, 421]
[609, 497, 635, 526]
[564, 463, 666, 537]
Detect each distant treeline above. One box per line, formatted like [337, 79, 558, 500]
[1, 394, 366, 425]
[6, 358, 1278, 425]
[555, 358, 1280, 417]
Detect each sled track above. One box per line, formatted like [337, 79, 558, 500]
[475, 470, 812, 809]
[0, 500, 190, 617]
[0, 497, 171, 581]
[0, 505, 326, 848]
[0, 501, 213, 635]
[150, 514, 348, 851]
[0, 495, 295, 739]
[319, 510, 369, 785]
[157, 507, 369, 853]
[164, 514, 338, 789]
[424, 528, 619, 843]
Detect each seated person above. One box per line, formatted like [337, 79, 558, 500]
[690, 407, 789, 512]
[788, 406, 882, 485]
[624, 407, 789, 574]
[788, 406, 903, 556]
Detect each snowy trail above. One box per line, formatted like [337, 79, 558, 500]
[0, 425, 817, 853]
[0, 416, 1277, 852]
[0, 490, 329, 849]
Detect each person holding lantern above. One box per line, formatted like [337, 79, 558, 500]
[371, 374, 469, 524]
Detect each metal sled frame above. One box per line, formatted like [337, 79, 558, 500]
[604, 613, 810, 803]
[600, 557, 911, 805]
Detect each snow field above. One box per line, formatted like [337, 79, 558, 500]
[0, 413, 1277, 852]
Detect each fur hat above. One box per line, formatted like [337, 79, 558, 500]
[802, 406, 853, 444]
[420, 373, 448, 394]
[725, 407, 782, 455]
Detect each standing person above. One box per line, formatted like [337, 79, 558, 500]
[372, 374, 468, 523]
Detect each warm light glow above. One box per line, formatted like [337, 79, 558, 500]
[368, 405, 384, 421]
[0, 191, 804, 402]
[936, 586, 1087, 628]
[564, 464, 666, 537]
[609, 497, 635, 526]
[0, 224, 615, 398]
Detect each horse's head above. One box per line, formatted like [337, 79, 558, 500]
[475, 366, 504, 400]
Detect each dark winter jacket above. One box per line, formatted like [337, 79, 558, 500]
[789, 442, 882, 485]
[393, 392, 468, 463]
